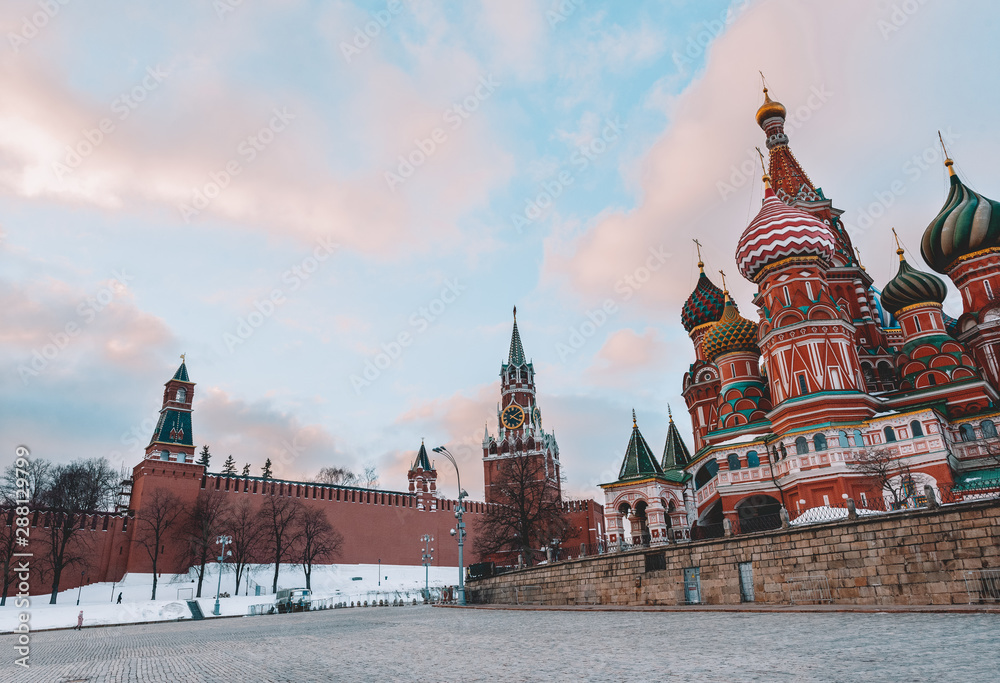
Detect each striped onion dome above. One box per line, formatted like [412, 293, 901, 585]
[736, 187, 836, 281]
[701, 297, 759, 361]
[880, 250, 948, 315]
[681, 269, 725, 333]
[921, 171, 1000, 273]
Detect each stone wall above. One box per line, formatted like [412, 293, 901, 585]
[468, 498, 1000, 606]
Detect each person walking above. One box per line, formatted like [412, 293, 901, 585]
[117, 593, 122, 604]
[76, 611, 84, 630]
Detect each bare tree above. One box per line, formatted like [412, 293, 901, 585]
[314, 467, 359, 486]
[257, 495, 303, 592]
[223, 498, 263, 595]
[132, 488, 184, 600]
[37, 460, 118, 603]
[846, 447, 914, 508]
[362, 465, 380, 490]
[473, 455, 572, 566]
[1, 458, 51, 507]
[179, 491, 230, 598]
[298, 507, 343, 590]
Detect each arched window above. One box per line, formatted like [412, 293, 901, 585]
[746, 450, 760, 467]
[877, 362, 894, 384]
[813, 433, 828, 451]
[795, 437, 808, 455]
[981, 420, 997, 439]
[838, 430, 850, 448]
[695, 460, 719, 490]
[861, 363, 875, 385]
[960, 424, 976, 442]
[160, 450, 169, 461]
[910, 420, 924, 438]
[727, 453, 741, 471]
[176, 388, 186, 402]
[779, 443, 787, 460]
[853, 430, 864, 447]
[883, 426, 896, 443]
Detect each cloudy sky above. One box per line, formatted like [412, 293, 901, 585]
[2, 0, 998, 501]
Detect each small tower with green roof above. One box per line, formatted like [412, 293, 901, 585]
[408, 440, 437, 511]
[144, 356, 196, 464]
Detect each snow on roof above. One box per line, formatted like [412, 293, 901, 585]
[714, 432, 768, 447]
[871, 410, 901, 418]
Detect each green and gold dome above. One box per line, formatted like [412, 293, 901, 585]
[681, 262, 725, 333]
[701, 296, 759, 361]
[880, 246, 948, 316]
[921, 154, 1000, 273]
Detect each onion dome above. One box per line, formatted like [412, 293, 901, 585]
[943, 312, 959, 337]
[701, 296, 759, 361]
[736, 186, 836, 281]
[880, 244, 948, 316]
[920, 162, 1000, 273]
[681, 262, 725, 333]
[755, 86, 786, 128]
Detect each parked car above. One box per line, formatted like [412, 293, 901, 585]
[275, 588, 312, 613]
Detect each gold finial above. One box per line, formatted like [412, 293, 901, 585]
[718, 269, 729, 297]
[760, 71, 769, 99]
[180, 353, 186, 363]
[667, 404, 673, 422]
[854, 246, 867, 272]
[891, 227, 905, 262]
[632, 409, 637, 428]
[513, 305, 517, 320]
[756, 146, 771, 188]
[938, 131, 955, 176]
[693, 238, 704, 272]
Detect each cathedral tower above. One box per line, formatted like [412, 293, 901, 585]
[681, 247, 725, 450]
[144, 357, 196, 463]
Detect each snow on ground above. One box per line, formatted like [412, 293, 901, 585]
[0, 562, 460, 632]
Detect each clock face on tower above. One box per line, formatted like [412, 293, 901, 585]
[501, 404, 525, 430]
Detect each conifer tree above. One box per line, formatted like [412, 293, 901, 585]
[241, 463, 251, 477]
[221, 455, 237, 475]
[261, 458, 273, 479]
[197, 445, 211, 468]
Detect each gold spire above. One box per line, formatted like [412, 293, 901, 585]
[667, 404, 673, 422]
[892, 227, 905, 262]
[938, 131, 955, 176]
[693, 238, 705, 272]
[632, 409, 637, 428]
[854, 246, 867, 272]
[718, 269, 729, 297]
[756, 146, 771, 188]
[755, 73, 786, 127]
[180, 353, 186, 363]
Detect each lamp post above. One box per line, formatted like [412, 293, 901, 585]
[378, 558, 381, 587]
[76, 571, 85, 606]
[433, 446, 467, 605]
[213, 535, 232, 616]
[420, 535, 434, 602]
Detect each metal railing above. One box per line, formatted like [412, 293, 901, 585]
[964, 569, 1000, 604]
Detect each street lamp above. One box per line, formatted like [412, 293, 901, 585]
[420, 535, 434, 602]
[433, 446, 467, 605]
[378, 558, 381, 587]
[213, 535, 232, 616]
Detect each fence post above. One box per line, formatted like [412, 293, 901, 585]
[580, 543, 586, 558]
[723, 517, 733, 537]
[779, 507, 790, 529]
[846, 498, 857, 520]
[924, 485, 938, 509]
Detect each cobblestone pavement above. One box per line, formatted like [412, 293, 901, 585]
[2, 606, 999, 682]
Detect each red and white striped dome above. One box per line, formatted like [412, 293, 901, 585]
[735, 188, 836, 280]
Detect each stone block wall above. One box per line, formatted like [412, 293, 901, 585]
[468, 499, 1000, 606]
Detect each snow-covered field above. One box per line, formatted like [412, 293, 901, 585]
[0, 562, 460, 632]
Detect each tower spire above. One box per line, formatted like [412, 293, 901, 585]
[938, 130, 955, 177]
[508, 307, 526, 365]
[693, 238, 705, 273]
[892, 227, 905, 262]
[756, 146, 771, 189]
[718, 269, 729, 297]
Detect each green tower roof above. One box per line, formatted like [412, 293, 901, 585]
[413, 441, 432, 471]
[172, 360, 190, 382]
[508, 306, 526, 366]
[661, 407, 692, 471]
[617, 411, 664, 480]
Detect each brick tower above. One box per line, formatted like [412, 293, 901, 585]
[144, 356, 196, 463]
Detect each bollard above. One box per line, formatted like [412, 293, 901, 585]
[723, 517, 732, 537]
[846, 497, 857, 520]
[546, 546, 552, 563]
[924, 484, 938, 508]
[580, 543, 587, 558]
[779, 507, 790, 529]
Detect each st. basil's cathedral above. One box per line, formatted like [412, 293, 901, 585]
[601, 86, 1000, 546]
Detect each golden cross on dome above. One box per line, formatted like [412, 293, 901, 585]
[854, 246, 867, 272]
[632, 408, 637, 428]
[938, 130, 955, 176]
[755, 146, 771, 187]
[718, 269, 729, 295]
[180, 353, 186, 363]
[692, 238, 704, 272]
[667, 404, 673, 421]
[891, 228, 905, 261]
